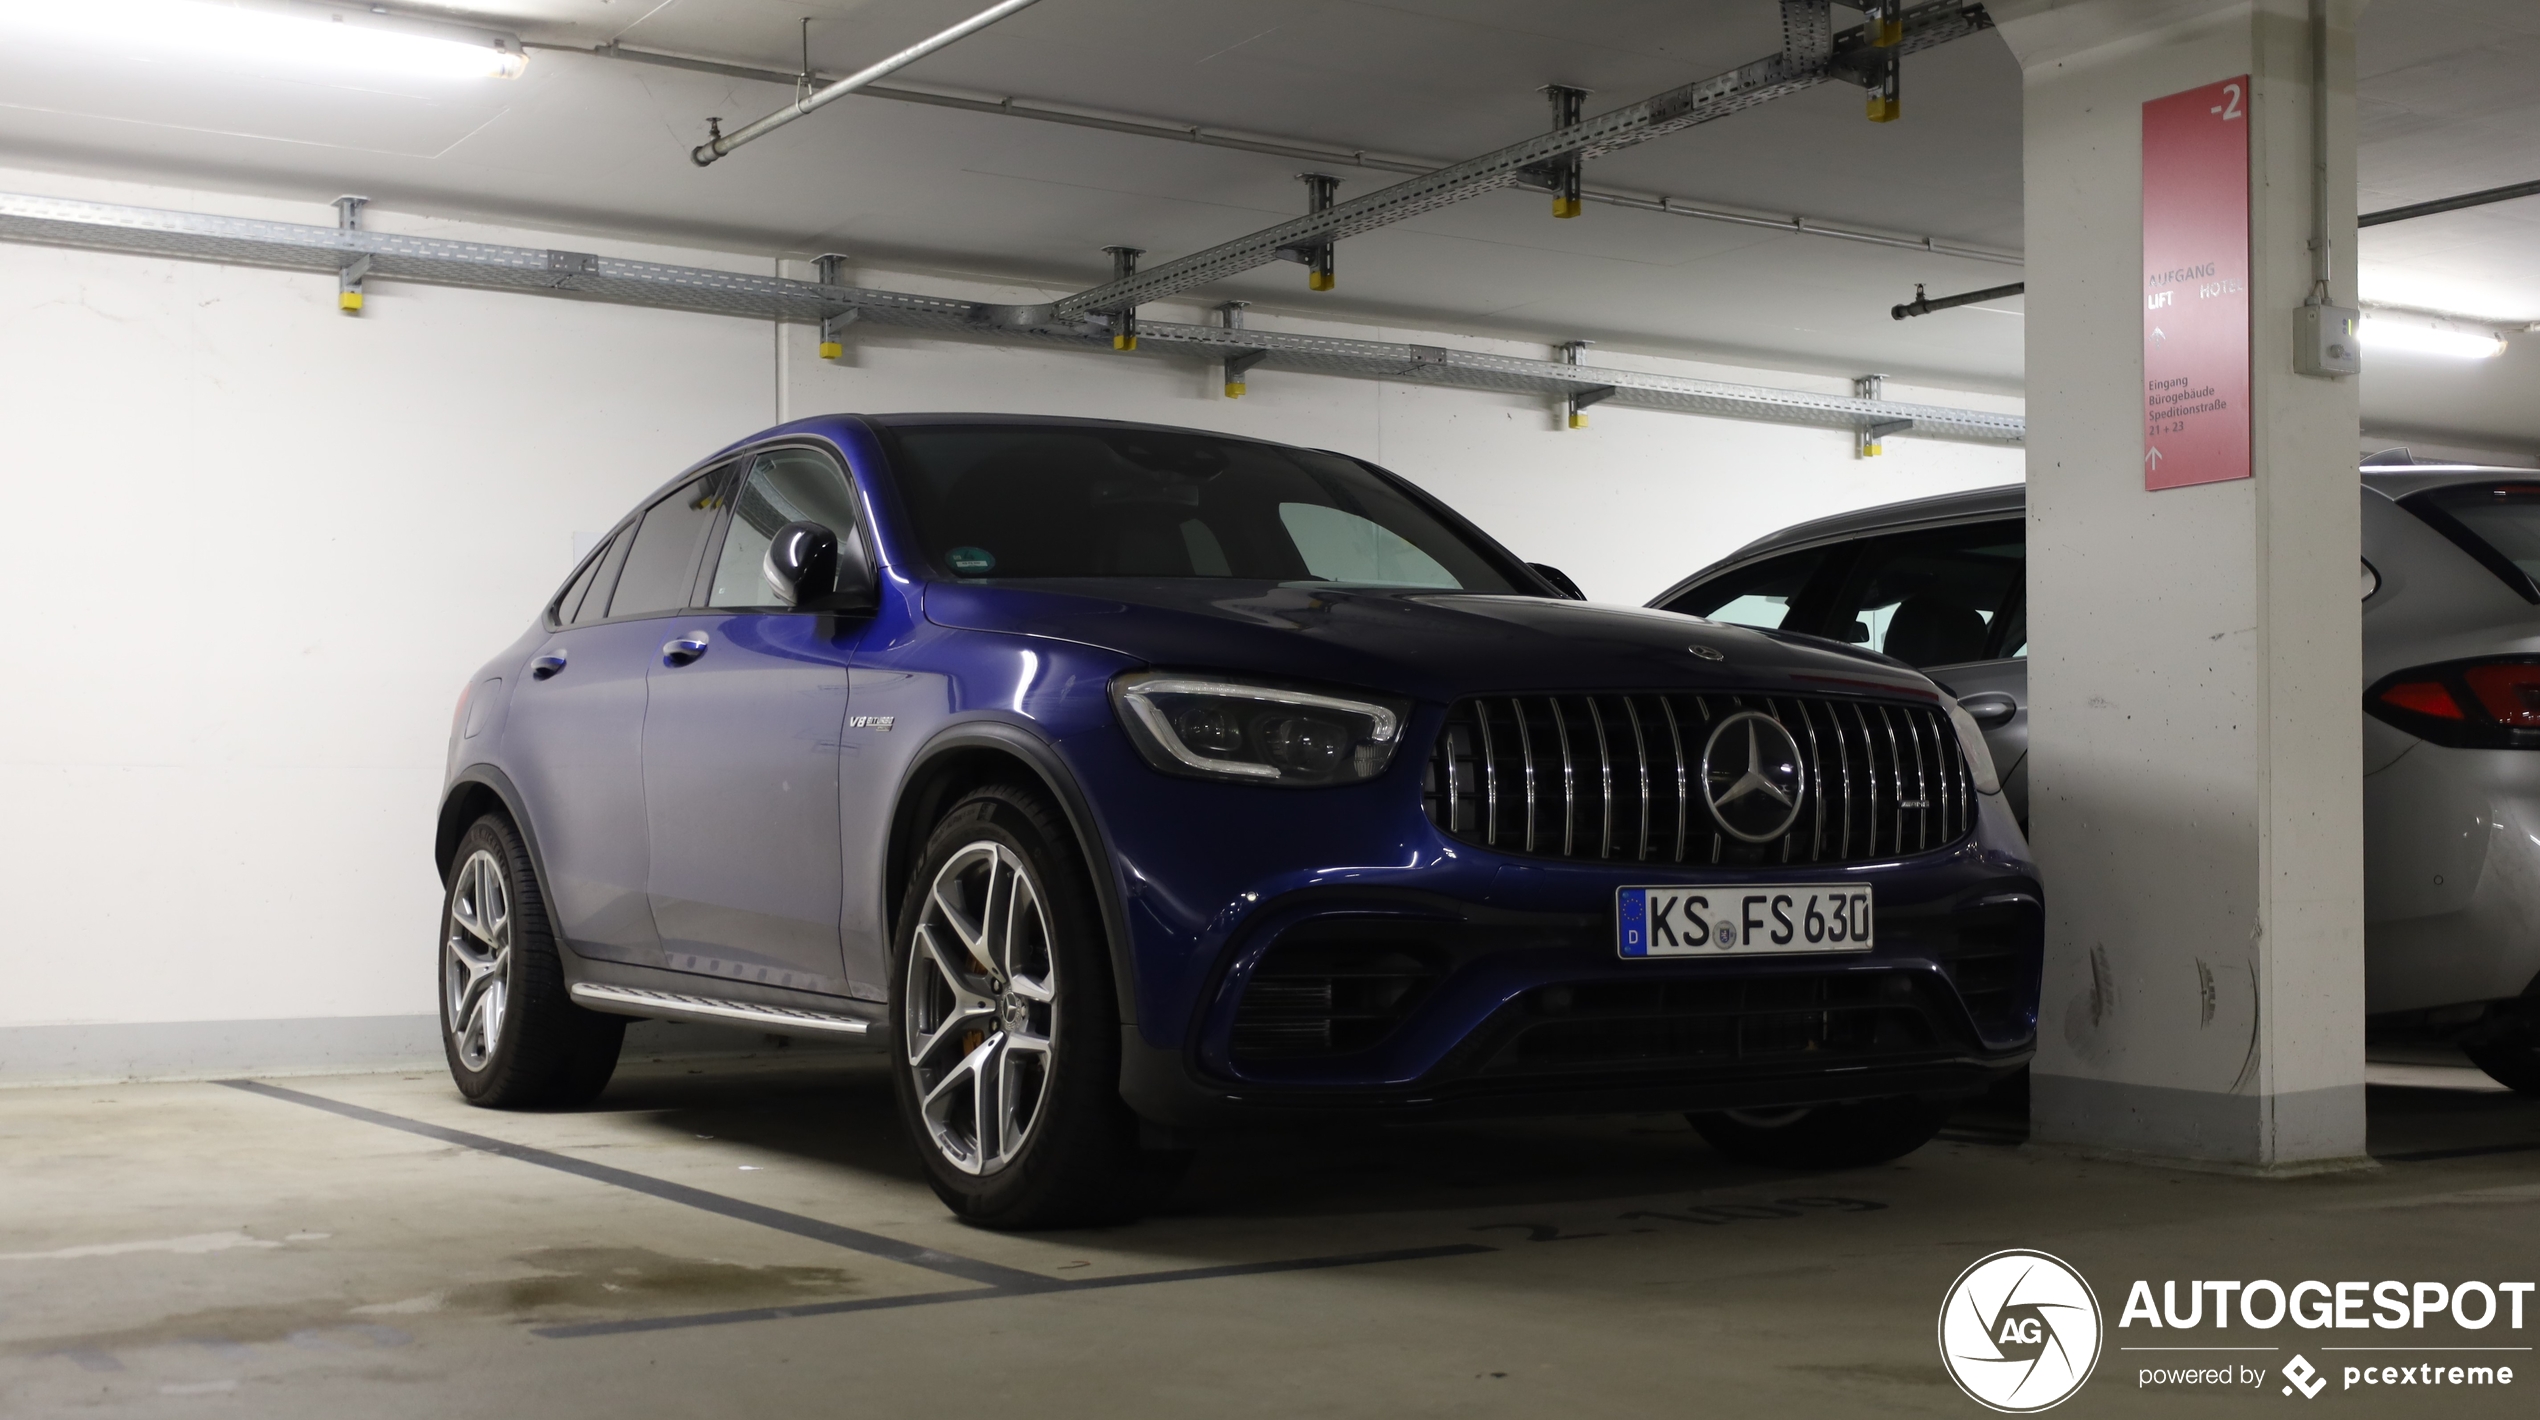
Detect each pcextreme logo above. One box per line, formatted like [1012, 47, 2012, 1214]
[1939, 1250, 2105, 1412]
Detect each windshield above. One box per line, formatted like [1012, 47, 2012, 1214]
[880, 424, 1521, 591]
[2401, 482, 2540, 601]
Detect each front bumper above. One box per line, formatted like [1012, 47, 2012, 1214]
[1071, 703, 2042, 1129]
[1116, 871, 2041, 1130]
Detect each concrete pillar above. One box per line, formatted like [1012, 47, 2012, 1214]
[1995, 0, 2368, 1168]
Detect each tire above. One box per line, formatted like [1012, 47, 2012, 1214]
[1687, 1096, 1950, 1168]
[888, 785, 1177, 1228]
[439, 813, 625, 1109]
[2464, 1005, 2540, 1095]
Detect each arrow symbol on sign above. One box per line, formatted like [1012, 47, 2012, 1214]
[2145, 446, 2165, 470]
[2152, 327, 2168, 344]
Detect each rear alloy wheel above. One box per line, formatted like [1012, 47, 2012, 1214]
[890, 786, 1179, 1227]
[439, 813, 626, 1109]
[1688, 1096, 1950, 1168]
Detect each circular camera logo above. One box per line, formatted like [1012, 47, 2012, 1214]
[1938, 1250, 2102, 1412]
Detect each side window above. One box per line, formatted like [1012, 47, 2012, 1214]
[1660, 547, 1831, 630]
[609, 467, 733, 619]
[1278, 503, 1458, 587]
[708, 449, 864, 609]
[1830, 521, 2026, 668]
[550, 536, 610, 626]
[571, 532, 634, 625]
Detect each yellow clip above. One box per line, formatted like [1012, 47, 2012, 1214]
[1113, 333, 1139, 351]
[1568, 411, 1589, 430]
[1868, 94, 1900, 122]
[1552, 196, 1582, 219]
[817, 340, 844, 360]
[1862, 441, 1884, 457]
[1224, 381, 1246, 399]
[1307, 271, 1334, 292]
[1874, 17, 1902, 45]
[338, 290, 364, 312]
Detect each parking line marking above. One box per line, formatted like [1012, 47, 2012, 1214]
[2376, 1141, 2540, 1163]
[529, 1244, 1497, 1339]
[214, 1079, 1047, 1290]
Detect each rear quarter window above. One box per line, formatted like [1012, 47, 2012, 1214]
[2398, 483, 2540, 605]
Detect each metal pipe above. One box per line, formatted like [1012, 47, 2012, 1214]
[1891, 281, 2023, 319]
[2307, 0, 2332, 303]
[551, 38, 2021, 266]
[2361, 177, 2540, 228]
[1049, 0, 1995, 321]
[0, 186, 2029, 444]
[689, 0, 1046, 166]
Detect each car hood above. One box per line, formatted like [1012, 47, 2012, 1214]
[923, 579, 1938, 704]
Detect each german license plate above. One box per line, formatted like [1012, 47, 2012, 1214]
[1616, 885, 1873, 958]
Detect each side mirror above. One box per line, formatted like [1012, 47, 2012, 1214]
[763, 520, 878, 613]
[1527, 562, 1586, 600]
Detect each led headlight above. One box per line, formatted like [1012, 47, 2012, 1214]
[1941, 694, 2004, 795]
[1112, 672, 1410, 787]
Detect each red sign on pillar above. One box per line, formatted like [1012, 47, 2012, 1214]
[2141, 76, 2251, 491]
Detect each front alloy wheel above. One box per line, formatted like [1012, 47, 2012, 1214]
[905, 841, 1058, 1175]
[444, 848, 513, 1071]
[888, 786, 1181, 1227]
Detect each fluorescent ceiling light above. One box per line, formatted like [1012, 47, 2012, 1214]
[2359, 312, 2509, 360]
[0, 0, 527, 81]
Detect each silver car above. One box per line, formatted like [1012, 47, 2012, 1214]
[1648, 455, 2540, 1094]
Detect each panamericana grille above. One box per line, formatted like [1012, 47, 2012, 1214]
[1422, 694, 1975, 865]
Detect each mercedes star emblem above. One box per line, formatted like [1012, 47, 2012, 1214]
[1687, 645, 1726, 661]
[1700, 711, 1807, 842]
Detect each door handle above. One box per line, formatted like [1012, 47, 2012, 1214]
[530, 653, 568, 680]
[1958, 691, 2019, 729]
[661, 632, 710, 666]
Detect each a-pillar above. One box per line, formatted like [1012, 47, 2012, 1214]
[1994, 0, 2368, 1168]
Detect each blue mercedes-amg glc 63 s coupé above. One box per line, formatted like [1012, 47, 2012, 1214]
[436, 414, 2041, 1226]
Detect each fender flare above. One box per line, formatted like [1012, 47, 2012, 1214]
[894, 719, 1140, 1026]
[435, 765, 568, 953]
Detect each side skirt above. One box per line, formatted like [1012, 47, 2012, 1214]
[569, 983, 875, 1038]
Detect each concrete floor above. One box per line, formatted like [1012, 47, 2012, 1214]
[4, 1046, 2535, 1419]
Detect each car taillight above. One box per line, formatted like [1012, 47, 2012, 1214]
[2367, 657, 2540, 748]
[2464, 664, 2540, 727]
[454, 679, 474, 733]
[2378, 680, 2463, 720]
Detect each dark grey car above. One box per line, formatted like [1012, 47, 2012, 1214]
[1649, 456, 2540, 1093]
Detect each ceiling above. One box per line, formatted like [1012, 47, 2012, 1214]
[0, 0, 2529, 446]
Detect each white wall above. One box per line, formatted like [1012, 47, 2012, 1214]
[0, 168, 2021, 1057]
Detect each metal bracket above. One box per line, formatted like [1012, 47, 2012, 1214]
[1103, 246, 1142, 348]
[1825, 1, 1903, 119]
[545, 250, 600, 290]
[1398, 345, 1450, 376]
[1290, 174, 1340, 290]
[1560, 340, 1605, 427]
[1537, 86, 1589, 217]
[1854, 374, 1888, 456]
[332, 196, 369, 313]
[1223, 348, 1270, 396]
[813, 252, 858, 357]
[1219, 301, 1267, 396]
